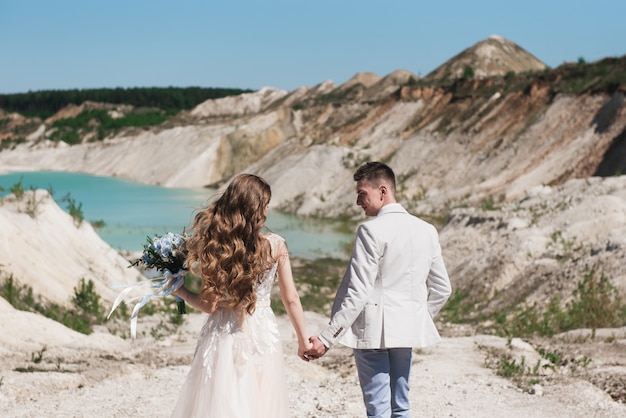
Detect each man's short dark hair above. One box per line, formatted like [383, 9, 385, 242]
[353, 162, 396, 192]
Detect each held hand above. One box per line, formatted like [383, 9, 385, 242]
[304, 335, 328, 360]
[298, 339, 314, 362]
[163, 275, 183, 294]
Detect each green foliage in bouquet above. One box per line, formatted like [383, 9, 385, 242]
[129, 232, 189, 314]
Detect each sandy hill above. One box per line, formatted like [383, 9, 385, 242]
[0, 190, 140, 307]
[424, 34, 548, 81]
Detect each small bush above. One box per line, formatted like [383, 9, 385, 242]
[72, 278, 102, 319]
[0, 274, 38, 310]
[0, 136, 26, 151]
[9, 177, 25, 199]
[442, 289, 473, 323]
[496, 354, 526, 378]
[566, 269, 625, 336]
[0, 274, 105, 335]
[90, 219, 106, 229]
[462, 65, 475, 80]
[59, 193, 84, 226]
[493, 269, 626, 338]
[50, 129, 81, 145]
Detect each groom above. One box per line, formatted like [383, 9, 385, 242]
[306, 161, 452, 417]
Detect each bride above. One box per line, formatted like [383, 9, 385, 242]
[170, 174, 311, 417]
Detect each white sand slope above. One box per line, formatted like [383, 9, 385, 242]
[0, 190, 142, 306]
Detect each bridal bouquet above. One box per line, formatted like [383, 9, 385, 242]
[108, 232, 189, 340]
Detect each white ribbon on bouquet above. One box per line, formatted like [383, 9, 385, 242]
[107, 269, 186, 341]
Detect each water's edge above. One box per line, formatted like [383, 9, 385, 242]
[0, 171, 353, 260]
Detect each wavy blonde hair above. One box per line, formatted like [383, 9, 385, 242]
[185, 174, 273, 318]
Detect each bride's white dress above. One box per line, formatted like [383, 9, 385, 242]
[171, 233, 289, 418]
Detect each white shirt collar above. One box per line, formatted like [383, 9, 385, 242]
[376, 203, 406, 217]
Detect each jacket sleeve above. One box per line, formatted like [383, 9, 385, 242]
[426, 233, 452, 318]
[319, 224, 378, 347]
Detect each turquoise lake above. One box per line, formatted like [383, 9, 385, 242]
[0, 171, 353, 260]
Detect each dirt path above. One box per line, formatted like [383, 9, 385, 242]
[1, 312, 625, 418]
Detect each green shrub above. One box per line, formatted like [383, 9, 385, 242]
[72, 278, 102, 318]
[0, 136, 26, 151]
[49, 128, 81, 145]
[538, 347, 561, 365]
[0, 274, 106, 335]
[67, 197, 84, 226]
[9, 177, 25, 199]
[47, 278, 106, 335]
[442, 289, 473, 323]
[51, 108, 172, 142]
[0, 274, 38, 310]
[565, 269, 625, 336]
[495, 354, 526, 378]
[462, 65, 475, 80]
[59, 193, 84, 226]
[90, 219, 106, 229]
[494, 270, 626, 338]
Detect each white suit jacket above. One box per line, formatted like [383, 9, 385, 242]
[320, 203, 452, 349]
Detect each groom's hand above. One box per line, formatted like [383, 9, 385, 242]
[298, 340, 314, 362]
[305, 335, 328, 360]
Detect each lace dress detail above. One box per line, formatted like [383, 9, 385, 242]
[171, 233, 288, 418]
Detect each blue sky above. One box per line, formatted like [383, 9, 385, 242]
[1, 0, 625, 94]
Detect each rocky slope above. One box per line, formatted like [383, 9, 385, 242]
[423, 34, 548, 81]
[1, 37, 624, 217]
[441, 176, 626, 312]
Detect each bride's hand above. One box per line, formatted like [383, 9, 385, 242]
[304, 336, 329, 360]
[165, 279, 184, 295]
[298, 339, 314, 362]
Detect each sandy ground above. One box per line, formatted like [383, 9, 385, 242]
[1, 310, 625, 418]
